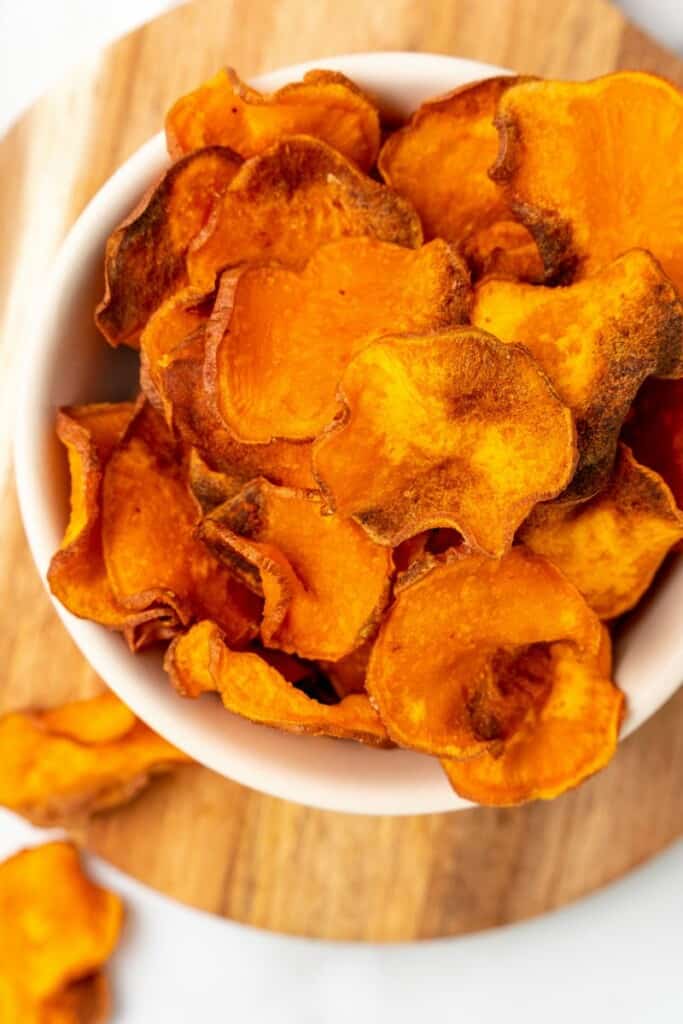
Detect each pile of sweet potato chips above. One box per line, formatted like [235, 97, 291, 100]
[47, 65, 683, 810]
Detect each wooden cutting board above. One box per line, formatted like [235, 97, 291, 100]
[1, 0, 682, 941]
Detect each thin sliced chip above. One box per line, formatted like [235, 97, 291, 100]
[0, 693, 190, 826]
[463, 219, 544, 282]
[0, 842, 122, 1024]
[101, 401, 261, 646]
[491, 71, 683, 288]
[166, 67, 380, 171]
[520, 444, 683, 618]
[442, 635, 624, 805]
[378, 75, 540, 277]
[318, 641, 372, 698]
[160, 328, 316, 494]
[165, 621, 390, 745]
[206, 237, 471, 442]
[187, 136, 423, 292]
[313, 327, 576, 555]
[199, 479, 392, 660]
[139, 286, 214, 409]
[472, 250, 683, 500]
[95, 146, 242, 347]
[623, 378, 683, 509]
[46, 402, 175, 640]
[367, 547, 603, 759]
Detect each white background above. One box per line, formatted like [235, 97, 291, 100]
[1, 1, 682, 1022]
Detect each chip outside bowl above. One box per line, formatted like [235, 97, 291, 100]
[14, 52, 683, 815]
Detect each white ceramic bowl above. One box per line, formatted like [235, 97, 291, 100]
[15, 52, 683, 815]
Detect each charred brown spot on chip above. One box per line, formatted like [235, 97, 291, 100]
[204, 237, 471, 442]
[472, 249, 683, 500]
[187, 136, 423, 292]
[313, 327, 576, 556]
[96, 146, 242, 347]
[166, 66, 381, 171]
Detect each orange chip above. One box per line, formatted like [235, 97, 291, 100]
[367, 547, 603, 760]
[442, 631, 623, 805]
[95, 146, 242, 348]
[491, 72, 683, 288]
[101, 400, 261, 646]
[166, 67, 380, 171]
[472, 249, 683, 499]
[0, 692, 190, 826]
[159, 328, 316, 494]
[623, 378, 683, 509]
[139, 285, 214, 410]
[318, 640, 372, 698]
[205, 237, 471, 442]
[0, 842, 123, 1024]
[463, 219, 544, 282]
[520, 444, 683, 619]
[187, 136, 423, 292]
[313, 327, 576, 555]
[165, 620, 390, 745]
[46, 401, 175, 644]
[199, 479, 392, 660]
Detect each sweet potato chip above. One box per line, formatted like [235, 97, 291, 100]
[166, 67, 380, 171]
[472, 250, 683, 500]
[623, 378, 683, 508]
[0, 842, 122, 1024]
[0, 692, 190, 826]
[187, 136, 423, 292]
[165, 621, 390, 745]
[139, 285, 214, 408]
[199, 479, 392, 660]
[318, 641, 372, 698]
[313, 327, 576, 554]
[206, 237, 471, 441]
[520, 444, 683, 618]
[46, 402, 175, 643]
[442, 632, 623, 805]
[101, 401, 261, 646]
[160, 328, 316, 494]
[367, 547, 603, 759]
[491, 71, 683, 288]
[463, 219, 544, 282]
[96, 146, 242, 348]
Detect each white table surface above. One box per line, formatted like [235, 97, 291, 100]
[1, 1, 682, 1021]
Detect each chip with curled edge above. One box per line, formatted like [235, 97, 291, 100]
[187, 136, 423, 292]
[491, 71, 683, 289]
[0, 692, 190, 826]
[166, 67, 380, 171]
[165, 620, 391, 746]
[442, 631, 623, 806]
[205, 237, 471, 442]
[472, 249, 683, 501]
[520, 444, 683, 619]
[96, 146, 242, 348]
[199, 478, 392, 661]
[313, 327, 576, 556]
[367, 547, 606, 762]
[0, 841, 123, 1024]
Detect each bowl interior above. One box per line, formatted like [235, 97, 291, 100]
[15, 52, 683, 815]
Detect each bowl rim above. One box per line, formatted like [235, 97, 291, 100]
[14, 50, 683, 815]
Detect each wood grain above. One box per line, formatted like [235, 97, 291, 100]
[1, 0, 681, 941]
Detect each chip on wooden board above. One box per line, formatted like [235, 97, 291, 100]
[199, 479, 392, 661]
[441, 631, 624, 805]
[187, 136, 423, 291]
[101, 401, 261, 646]
[205, 237, 471, 442]
[313, 327, 576, 555]
[519, 445, 683, 619]
[623, 377, 683, 510]
[166, 67, 380, 171]
[472, 249, 683, 500]
[165, 620, 390, 745]
[491, 71, 683, 289]
[366, 547, 604, 760]
[0, 842, 122, 1024]
[0, 692, 190, 826]
[96, 146, 242, 348]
